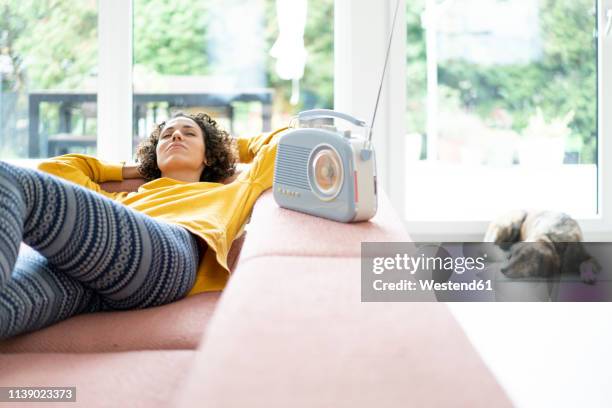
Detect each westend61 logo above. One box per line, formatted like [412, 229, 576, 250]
[361, 242, 612, 302]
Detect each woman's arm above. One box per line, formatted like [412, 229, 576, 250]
[122, 163, 143, 179]
[236, 127, 289, 188]
[37, 154, 128, 200]
[235, 137, 255, 164]
[235, 131, 287, 164]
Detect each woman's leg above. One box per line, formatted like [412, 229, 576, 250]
[0, 245, 107, 340]
[0, 160, 199, 311]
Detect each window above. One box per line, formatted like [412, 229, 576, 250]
[405, 0, 598, 221]
[131, 0, 334, 152]
[0, 0, 333, 162]
[0, 0, 98, 159]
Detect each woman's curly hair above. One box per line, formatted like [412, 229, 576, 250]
[136, 111, 238, 182]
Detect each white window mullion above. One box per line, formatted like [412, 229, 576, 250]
[97, 0, 133, 162]
[598, 0, 612, 236]
[582, 0, 612, 240]
[334, 0, 407, 218]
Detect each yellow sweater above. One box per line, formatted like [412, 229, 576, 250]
[37, 127, 288, 296]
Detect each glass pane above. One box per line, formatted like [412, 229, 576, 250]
[405, 0, 597, 220]
[132, 0, 333, 153]
[0, 0, 98, 160]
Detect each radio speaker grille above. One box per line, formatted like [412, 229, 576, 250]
[275, 144, 310, 190]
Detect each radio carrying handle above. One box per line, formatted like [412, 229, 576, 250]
[298, 109, 367, 128]
[297, 108, 374, 160]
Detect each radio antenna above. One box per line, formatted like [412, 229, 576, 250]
[368, 0, 401, 144]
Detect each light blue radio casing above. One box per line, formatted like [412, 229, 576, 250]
[273, 109, 378, 223]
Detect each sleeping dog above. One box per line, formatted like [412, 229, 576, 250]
[484, 210, 599, 284]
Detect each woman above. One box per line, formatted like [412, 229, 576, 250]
[0, 111, 286, 339]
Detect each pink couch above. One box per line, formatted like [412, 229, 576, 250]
[0, 185, 511, 407]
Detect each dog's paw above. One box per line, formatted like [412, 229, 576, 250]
[580, 261, 598, 285]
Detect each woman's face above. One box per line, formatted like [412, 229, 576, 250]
[156, 117, 207, 177]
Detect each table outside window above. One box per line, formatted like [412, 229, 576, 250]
[27, 89, 273, 158]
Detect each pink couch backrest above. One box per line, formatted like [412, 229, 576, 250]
[175, 189, 512, 407]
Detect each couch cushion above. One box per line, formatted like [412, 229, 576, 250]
[176, 256, 511, 407]
[0, 291, 220, 353]
[0, 350, 195, 408]
[239, 189, 410, 262]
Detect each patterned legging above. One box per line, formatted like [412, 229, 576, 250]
[0, 161, 199, 340]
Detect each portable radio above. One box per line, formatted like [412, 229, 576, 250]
[273, 109, 378, 222]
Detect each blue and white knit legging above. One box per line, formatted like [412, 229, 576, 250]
[0, 161, 199, 340]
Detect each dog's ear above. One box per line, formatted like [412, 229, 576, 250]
[534, 237, 560, 277]
[501, 242, 530, 278]
[560, 242, 590, 274]
[484, 210, 528, 248]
